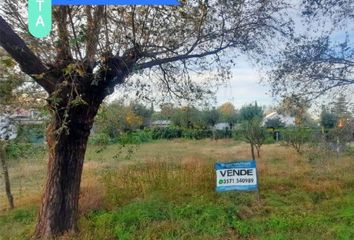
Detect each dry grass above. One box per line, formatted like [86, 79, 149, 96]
[0, 139, 353, 240]
[1, 140, 352, 211]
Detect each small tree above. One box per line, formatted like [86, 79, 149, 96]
[320, 107, 337, 129]
[281, 127, 311, 154]
[241, 119, 267, 159]
[94, 101, 148, 139]
[202, 107, 219, 139]
[239, 103, 265, 158]
[0, 49, 24, 210]
[202, 107, 219, 128]
[0, 116, 17, 209]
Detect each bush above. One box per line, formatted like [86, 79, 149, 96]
[214, 129, 232, 139]
[280, 127, 312, 154]
[182, 129, 213, 140]
[16, 124, 45, 144]
[264, 133, 276, 144]
[5, 143, 45, 159]
[232, 129, 245, 141]
[91, 126, 239, 144]
[89, 133, 110, 145]
[151, 127, 182, 140]
[118, 130, 152, 144]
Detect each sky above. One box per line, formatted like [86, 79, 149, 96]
[214, 59, 272, 109]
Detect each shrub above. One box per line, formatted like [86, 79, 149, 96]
[232, 129, 245, 141]
[280, 127, 312, 154]
[118, 130, 152, 144]
[89, 133, 110, 145]
[151, 127, 182, 140]
[182, 129, 213, 139]
[5, 143, 45, 159]
[16, 124, 45, 144]
[214, 129, 232, 139]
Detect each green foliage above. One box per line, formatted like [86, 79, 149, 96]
[280, 127, 312, 154]
[264, 132, 276, 144]
[151, 127, 232, 140]
[151, 127, 182, 140]
[15, 125, 45, 144]
[0, 206, 36, 240]
[90, 130, 153, 145]
[89, 133, 110, 146]
[171, 106, 205, 129]
[85, 196, 236, 240]
[5, 142, 45, 159]
[202, 107, 220, 127]
[94, 101, 152, 139]
[265, 117, 285, 129]
[181, 128, 213, 139]
[118, 130, 153, 144]
[237, 103, 266, 158]
[0, 49, 24, 104]
[238, 102, 263, 122]
[90, 126, 236, 146]
[320, 111, 337, 129]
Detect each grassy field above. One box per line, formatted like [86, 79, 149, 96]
[0, 139, 353, 239]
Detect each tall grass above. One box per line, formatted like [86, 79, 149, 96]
[78, 159, 249, 240]
[102, 158, 216, 207]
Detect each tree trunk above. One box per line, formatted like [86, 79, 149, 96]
[33, 101, 99, 239]
[250, 143, 255, 160]
[0, 142, 14, 209]
[256, 145, 261, 158]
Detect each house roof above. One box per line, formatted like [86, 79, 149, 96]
[263, 111, 295, 127]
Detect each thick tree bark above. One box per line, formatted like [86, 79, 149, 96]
[0, 142, 14, 209]
[33, 98, 100, 239]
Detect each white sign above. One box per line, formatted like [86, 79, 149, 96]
[215, 160, 258, 192]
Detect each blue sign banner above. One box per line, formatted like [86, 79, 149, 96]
[215, 160, 258, 192]
[52, 0, 179, 5]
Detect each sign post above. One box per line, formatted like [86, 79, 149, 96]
[215, 160, 259, 199]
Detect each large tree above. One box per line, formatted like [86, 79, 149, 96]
[0, 1, 292, 238]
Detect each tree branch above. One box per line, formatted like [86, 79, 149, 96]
[85, 6, 104, 67]
[136, 44, 231, 70]
[0, 16, 55, 93]
[53, 7, 72, 65]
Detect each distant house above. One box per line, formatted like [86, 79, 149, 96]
[214, 122, 230, 130]
[0, 115, 17, 140]
[151, 120, 172, 128]
[262, 112, 295, 127]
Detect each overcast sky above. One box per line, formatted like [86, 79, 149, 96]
[214, 58, 271, 109]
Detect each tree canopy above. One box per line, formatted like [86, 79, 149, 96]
[1, 1, 292, 101]
[269, 0, 354, 100]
